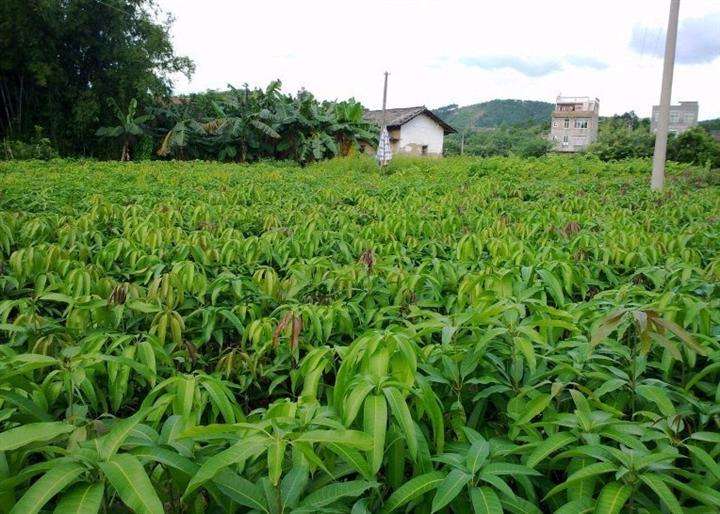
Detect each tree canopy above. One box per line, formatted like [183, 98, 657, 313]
[152, 82, 377, 164]
[0, 0, 193, 155]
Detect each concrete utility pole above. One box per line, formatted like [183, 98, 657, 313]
[381, 71, 389, 127]
[651, 0, 680, 192]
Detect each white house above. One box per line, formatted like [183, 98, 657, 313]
[362, 106, 456, 157]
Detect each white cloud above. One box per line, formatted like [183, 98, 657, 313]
[565, 56, 608, 70]
[460, 56, 563, 77]
[158, 0, 720, 119]
[631, 13, 720, 64]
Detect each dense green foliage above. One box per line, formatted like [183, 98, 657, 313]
[588, 114, 720, 167]
[96, 99, 155, 162]
[437, 100, 555, 158]
[1, 156, 720, 513]
[434, 100, 553, 130]
[441, 108, 720, 166]
[668, 127, 720, 168]
[0, 1, 374, 164]
[0, 0, 193, 156]
[444, 127, 552, 158]
[586, 114, 655, 161]
[153, 82, 376, 164]
[1, 127, 58, 160]
[699, 118, 720, 131]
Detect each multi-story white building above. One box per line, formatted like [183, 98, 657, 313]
[549, 96, 599, 152]
[651, 101, 698, 134]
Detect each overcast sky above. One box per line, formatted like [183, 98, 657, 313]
[159, 0, 720, 119]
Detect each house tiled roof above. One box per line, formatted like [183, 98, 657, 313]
[364, 106, 456, 134]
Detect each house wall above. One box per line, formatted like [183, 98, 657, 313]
[398, 114, 445, 156]
[549, 115, 599, 152]
[360, 115, 446, 157]
[651, 102, 699, 134]
[549, 97, 599, 153]
[360, 127, 402, 156]
[389, 127, 401, 154]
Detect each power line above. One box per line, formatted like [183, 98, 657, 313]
[91, 0, 134, 17]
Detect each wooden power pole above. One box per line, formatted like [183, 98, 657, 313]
[651, 0, 680, 192]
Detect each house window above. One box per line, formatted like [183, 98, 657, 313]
[562, 135, 569, 144]
[564, 119, 570, 128]
[553, 121, 558, 127]
[575, 119, 588, 129]
[421, 145, 428, 156]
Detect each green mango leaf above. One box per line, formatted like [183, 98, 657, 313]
[515, 394, 550, 425]
[184, 436, 267, 498]
[293, 429, 372, 450]
[544, 462, 617, 499]
[636, 385, 675, 417]
[0, 422, 74, 451]
[538, 268, 565, 307]
[686, 445, 720, 482]
[99, 454, 163, 514]
[379, 471, 445, 514]
[53, 482, 104, 514]
[10, 463, 85, 514]
[469, 486, 502, 514]
[431, 468, 470, 512]
[526, 432, 576, 468]
[639, 474, 683, 514]
[280, 464, 309, 510]
[291, 480, 377, 513]
[364, 393, 387, 475]
[98, 409, 147, 460]
[212, 470, 268, 512]
[466, 440, 490, 474]
[595, 481, 632, 514]
[384, 387, 418, 459]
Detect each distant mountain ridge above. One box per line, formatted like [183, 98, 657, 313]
[434, 99, 554, 130]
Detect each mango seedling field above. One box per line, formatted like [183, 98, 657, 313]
[0, 155, 719, 514]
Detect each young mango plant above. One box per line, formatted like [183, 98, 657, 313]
[0, 155, 719, 512]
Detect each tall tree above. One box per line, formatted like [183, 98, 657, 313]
[0, 0, 193, 155]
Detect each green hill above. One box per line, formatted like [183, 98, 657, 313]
[699, 118, 720, 131]
[434, 99, 554, 130]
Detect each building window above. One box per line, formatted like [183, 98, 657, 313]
[670, 112, 680, 123]
[421, 145, 428, 156]
[553, 121, 558, 127]
[575, 119, 588, 129]
[564, 119, 570, 128]
[562, 135, 569, 144]
[684, 113, 695, 123]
